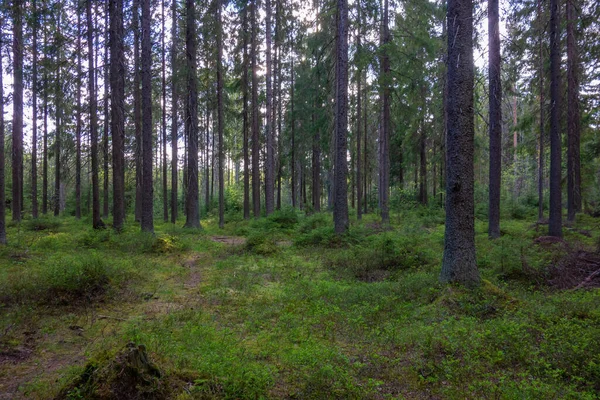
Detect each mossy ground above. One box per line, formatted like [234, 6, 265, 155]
[1, 208, 599, 399]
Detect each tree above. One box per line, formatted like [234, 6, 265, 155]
[12, 0, 24, 222]
[75, 5, 82, 219]
[356, 2, 362, 220]
[31, 0, 39, 219]
[103, 0, 110, 219]
[548, 0, 562, 237]
[242, 3, 250, 219]
[265, 0, 274, 215]
[379, 0, 390, 224]
[488, 0, 502, 238]
[133, 0, 142, 223]
[0, 15, 6, 244]
[141, 0, 154, 233]
[171, 0, 179, 224]
[567, 0, 581, 222]
[184, 0, 201, 229]
[217, 0, 225, 228]
[54, 3, 62, 217]
[251, 0, 260, 218]
[440, 0, 480, 286]
[333, 0, 349, 234]
[110, 0, 125, 231]
[161, 0, 168, 223]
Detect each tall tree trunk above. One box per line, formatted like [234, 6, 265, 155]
[171, 0, 179, 223]
[363, 81, 368, 215]
[419, 87, 428, 206]
[251, 0, 260, 218]
[141, 0, 154, 232]
[54, 7, 62, 217]
[290, 52, 296, 208]
[567, 0, 581, 222]
[265, 0, 274, 215]
[133, 0, 142, 222]
[75, 9, 82, 219]
[0, 20, 6, 243]
[205, 102, 210, 213]
[242, 4, 250, 219]
[184, 0, 200, 228]
[12, 0, 23, 222]
[31, 0, 39, 219]
[110, 0, 125, 231]
[356, 3, 362, 220]
[42, 27, 48, 216]
[488, 0, 502, 238]
[103, 1, 110, 219]
[334, 0, 349, 234]
[548, 0, 562, 237]
[379, 0, 390, 224]
[312, 110, 321, 212]
[89, 0, 104, 228]
[440, 0, 480, 286]
[217, 0, 225, 228]
[162, 0, 169, 223]
[538, 0, 545, 222]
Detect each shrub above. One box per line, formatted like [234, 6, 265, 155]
[25, 217, 61, 232]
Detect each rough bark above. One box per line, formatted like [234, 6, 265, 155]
[0, 22, 6, 244]
[162, 0, 169, 223]
[440, 0, 480, 286]
[54, 8, 62, 217]
[75, 9, 82, 219]
[567, 0, 581, 222]
[103, 2, 110, 219]
[42, 28, 48, 215]
[538, 0, 545, 222]
[32, 0, 39, 219]
[265, 0, 274, 215]
[488, 0, 502, 238]
[379, 0, 390, 224]
[141, 0, 154, 232]
[217, 0, 225, 228]
[251, 0, 260, 218]
[356, 3, 362, 220]
[171, 0, 179, 223]
[12, 0, 23, 222]
[334, 0, 349, 234]
[184, 0, 201, 228]
[548, 0, 562, 237]
[242, 5, 250, 219]
[133, 0, 143, 222]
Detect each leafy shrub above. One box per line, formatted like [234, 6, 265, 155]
[266, 208, 299, 229]
[298, 213, 330, 234]
[25, 217, 61, 232]
[246, 232, 278, 255]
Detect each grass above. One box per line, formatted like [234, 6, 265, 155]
[1, 209, 600, 399]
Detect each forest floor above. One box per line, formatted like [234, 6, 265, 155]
[1, 206, 600, 399]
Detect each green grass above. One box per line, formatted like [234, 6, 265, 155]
[1, 209, 600, 399]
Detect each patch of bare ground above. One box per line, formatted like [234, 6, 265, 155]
[210, 235, 247, 246]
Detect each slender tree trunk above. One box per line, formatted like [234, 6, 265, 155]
[162, 0, 169, 223]
[133, 0, 142, 222]
[12, 0, 24, 222]
[75, 9, 82, 219]
[31, 0, 39, 219]
[184, 0, 200, 228]
[548, 0, 562, 237]
[379, 0, 390, 224]
[110, 0, 125, 230]
[205, 102, 210, 213]
[488, 0, 502, 238]
[290, 53, 296, 208]
[334, 0, 349, 234]
[217, 0, 225, 228]
[141, 0, 154, 232]
[264, 0, 274, 215]
[312, 110, 321, 212]
[356, 3, 362, 220]
[364, 81, 368, 215]
[43, 28, 48, 215]
[538, 0, 545, 222]
[567, 0, 581, 222]
[419, 88, 428, 206]
[242, 5, 250, 219]
[0, 21, 6, 243]
[89, 0, 104, 228]
[171, 0, 179, 223]
[440, 0, 480, 286]
[103, 2, 110, 219]
[54, 7, 62, 217]
[251, 0, 261, 218]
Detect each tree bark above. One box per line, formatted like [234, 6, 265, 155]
[171, 0, 179, 223]
[251, 0, 261, 218]
[488, 0, 502, 238]
[217, 0, 225, 228]
[356, 3, 362, 220]
[538, 0, 545, 222]
[379, 0, 390, 224]
[103, 2, 110, 219]
[334, 0, 349, 234]
[0, 20, 6, 243]
[567, 0, 581, 222]
[75, 8, 82, 219]
[133, 0, 143, 222]
[242, 4, 250, 219]
[32, 0, 39, 219]
[141, 0, 154, 232]
[440, 0, 480, 286]
[548, 0, 562, 237]
[42, 27, 48, 216]
[54, 7, 62, 217]
[265, 0, 274, 215]
[162, 0, 169, 223]
[12, 0, 23, 222]
[184, 0, 201, 228]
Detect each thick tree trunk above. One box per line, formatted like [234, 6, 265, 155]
[567, 0, 581, 222]
[12, 0, 23, 222]
[133, 0, 143, 222]
[171, 0, 179, 223]
[251, 0, 260, 218]
[548, 0, 562, 237]
[141, 0, 154, 232]
[184, 0, 200, 228]
[32, 0, 39, 219]
[110, 0, 125, 231]
[488, 0, 502, 238]
[334, 0, 349, 234]
[440, 0, 480, 286]
[379, 0, 390, 224]
[217, 0, 225, 228]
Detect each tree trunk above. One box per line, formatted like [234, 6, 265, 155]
[162, 0, 169, 223]
[184, 0, 200, 228]
[290, 53, 296, 209]
[75, 9, 82, 219]
[265, 0, 274, 215]
[312, 110, 321, 212]
[548, 0, 562, 237]
[141, 0, 154, 232]
[0, 20, 6, 243]
[54, 7, 62, 217]
[440, 0, 480, 286]
[103, 2, 110, 219]
[31, 0, 39, 219]
[42, 27, 48, 216]
[217, 0, 225, 228]
[171, 0, 179, 223]
[379, 0, 390, 224]
[133, 0, 143, 222]
[334, 0, 349, 234]
[242, 4, 250, 219]
[251, 0, 261, 218]
[566, 0, 581, 222]
[419, 88, 428, 206]
[488, 0, 502, 238]
[356, 3, 362, 220]
[12, 0, 24, 222]
[538, 0, 545, 222]
[110, 0, 125, 231]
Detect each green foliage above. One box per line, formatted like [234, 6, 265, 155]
[24, 217, 62, 232]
